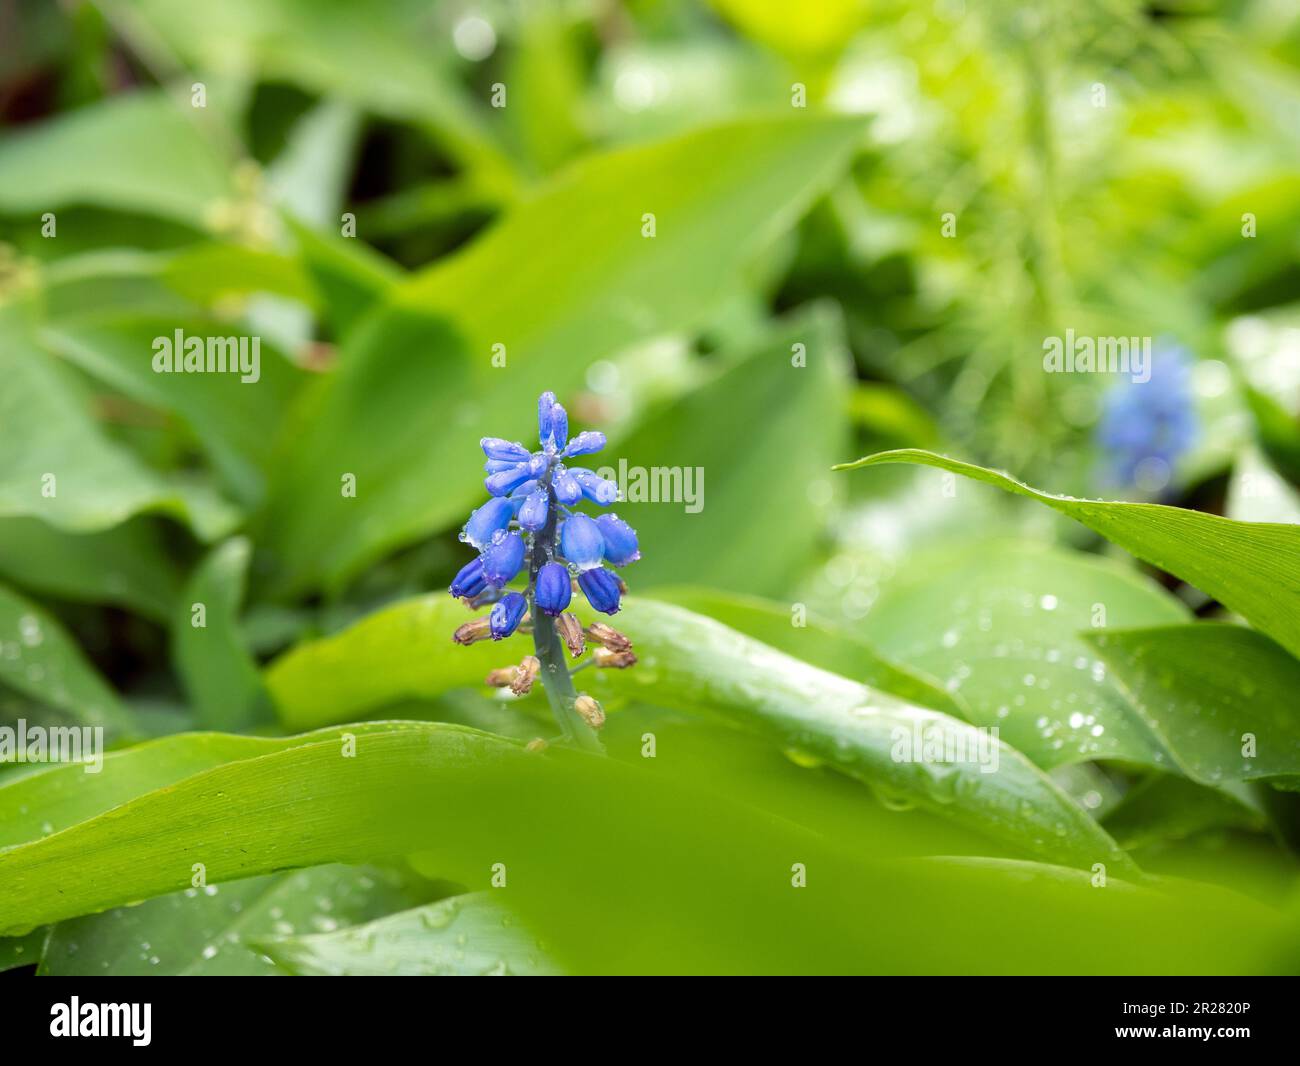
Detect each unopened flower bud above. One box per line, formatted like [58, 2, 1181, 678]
[485, 665, 518, 687]
[466, 587, 503, 610]
[510, 656, 541, 696]
[585, 621, 632, 652]
[594, 647, 637, 669]
[573, 693, 605, 729]
[453, 617, 492, 645]
[556, 612, 585, 658]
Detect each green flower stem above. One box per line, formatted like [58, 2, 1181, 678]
[529, 483, 604, 753]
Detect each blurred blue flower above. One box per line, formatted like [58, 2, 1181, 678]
[1096, 341, 1199, 491]
[450, 392, 639, 621]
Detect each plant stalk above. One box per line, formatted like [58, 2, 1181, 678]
[529, 483, 604, 753]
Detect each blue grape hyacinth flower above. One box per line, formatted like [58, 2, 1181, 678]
[449, 391, 640, 752]
[1096, 341, 1199, 493]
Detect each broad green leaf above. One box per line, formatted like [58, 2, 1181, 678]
[266, 594, 1132, 872]
[42, 315, 306, 507]
[648, 586, 963, 716]
[174, 538, 271, 732]
[1101, 774, 1264, 852]
[0, 583, 136, 736]
[266, 100, 362, 230]
[856, 542, 1190, 773]
[502, 14, 588, 175]
[0, 90, 231, 226]
[40, 864, 425, 976]
[261, 115, 865, 594]
[1086, 624, 1300, 788]
[158, 244, 318, 308]
[265, 597, 512, 729]
[40, 244, 315, 313]
[836, 449, 1300, 658]
[0, 721, 404, 850]
[132, 0, 515, 188]
[39, 249, 198, 321]
[605, 309, 850, 596]
[0, 516, 179, 622]
[285, 217, 402, 341]
[0, 723, 522, 935]
[0, 722, 1289, 973]
[602, 599, 1132, 871]
[0, 309, 240, 539]
[0, 927, 46, 973]
[256, 892, 561, 976]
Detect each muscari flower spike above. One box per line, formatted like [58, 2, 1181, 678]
[448, 391, 639, 749]
[1096, 339, 1199, 493]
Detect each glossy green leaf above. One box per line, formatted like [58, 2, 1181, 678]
[0, 723, 518, 933]
[0, 583, 136, 736]
[605, 309, 850, 595]
[0, 90, 232, 226]
[1, 720, 1290, 972]
[0, 309, 240, 539]
[0, 516, 179, 622]
[648, 586, 962, 716]
[1086, 624, 1300, 788]
[174, 538, 271, 732]
[256, 892, 561, 976]
[133, 0, 515, 188]
[0, 722, 405, 850]
[42, 315, 306, 507]
[857, 542, 1190, 773]
[266, 594, 1132, 872]
[40, 864, 424, 976]
[285, 217, 401, 340]
[605, 599, 1132, 871]
[0, 927, 47, 973]
[265, 597, 510, 728]
[157, 244, 318, 308]
[261, 115, 865, 593]
[1101, 774, 1264, 852]
[836, 449, 1300, 658]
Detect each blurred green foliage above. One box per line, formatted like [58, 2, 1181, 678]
[0, 0, 1298, 974]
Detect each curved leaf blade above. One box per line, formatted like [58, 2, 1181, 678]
[0, 583, 136, 737]
[40, 864, 424, 976]
[174, 538, 271, 732]
[266, 595, 1133, 873]
[835, 449, 1300, 658]
[256, 892, 560, 976]
[856, 542, 1189, 773]
[1086, 623, 1300, 788]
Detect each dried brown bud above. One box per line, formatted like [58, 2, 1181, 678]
[556, 612, 586, 658]
[594, 647, 637, 669]
[453, 617, 492, 645]
[486, 667, 518, 689]
[573, 693, 605, 729]
[585, 621, 632, 653]
[510, 656, 541, 696]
